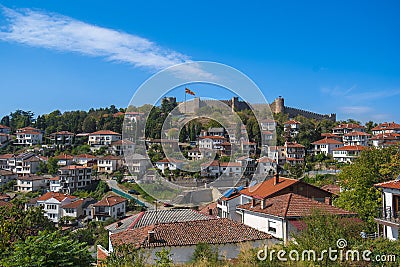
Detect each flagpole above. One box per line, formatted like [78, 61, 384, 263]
[184, 88, 187, 114]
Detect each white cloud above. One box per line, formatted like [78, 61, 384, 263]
[0, 6, 189, 70]
[339, 106, 372, 115]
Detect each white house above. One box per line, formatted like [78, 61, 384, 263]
[155, 158, 184, 174]
[73, 154, 97, 166]
[219, 162, 243, 178]
[110, 139, 135, 156]
[61, 197, 97, 220]
[312, 138, 343, 156]
[54, 153, 74, 166]
[34, 192, 77, 223]
[48, 176, 62, 192]
[284, 120, 301, 137]
[332, 123, 365, 136]
[97, 155, 122, 174]
[284, 142, 305, 166]
[187, 147, 203, 160]
[372, 122, 400, 135]
[125, 153, 148, 175]
[237, 193, 356, 243]
[15, 175, 47, 192]
[374, 179, 400, 240]
[370, 133, 400, 148]
[217, 188, 244, 221]
[50, 131, 74, 146]
[342, 131, 371, 146]
[58, 165, 92, 194]
[198, 136, 226, 150]
[207, 127, 225, 137]
[332, 145, 366, 163]
[88, 130, 121, 148]
[92, 195, 127, 221]
[14, 126, 43, 146]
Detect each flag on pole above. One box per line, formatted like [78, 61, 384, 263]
[185, 88, 195, 95]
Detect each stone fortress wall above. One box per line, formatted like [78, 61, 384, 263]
[175, 96, 336, 121]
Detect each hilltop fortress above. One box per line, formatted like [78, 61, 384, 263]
[175, 96, 336, 121]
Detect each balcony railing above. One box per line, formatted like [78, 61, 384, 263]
[376, 207, 400, 223]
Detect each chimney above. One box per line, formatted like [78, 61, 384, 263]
[251, 198, 256, 208]
[148, 231, 155, 243]
[325, 197, 331, 205]
[274, 173, 279, 185]
[261, 198, 266, 209]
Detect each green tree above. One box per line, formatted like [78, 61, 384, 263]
[1, 230, 93, 267]
[192, 242, 219, 264]
[47, 157, 59, 175]
[82, 116, 97, 133]
[334, 146, 400, 229]
[155, 247, 173, 267]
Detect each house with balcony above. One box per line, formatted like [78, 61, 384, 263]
[332, 145, 366, 163]
[73, 154, 97, 166]
[97, 155, 122, 174]
[58, 165, 92, 194]
[241, 141, 257, 155]
[48, 176, 62, 192]
[237, 193, 357, 243]
[370, 133, 400, 148]
[49, 131, 74, 146]
[155, 158, 183, 174]
[220, 162, 243, 178]
[54, 153, 74, 166]
[236, 156, 257, 177]
[0, 154, 14, 171]
[332, 123, 365, 136]
[14, 126, 43, 146]
[92, 195, 126, 221]
[374, 178, 400, 240]
[372, 122, 400, 135]
[13, 152, 46, 176]
[260, 119, 276, 131]
[207, 127, 225, 137]
[312, 138, 343, 156]
[284, 120, 301, 137]
[88, 130, 121, 150]
[31, 192, 77, 223]
[110, 139, 134, 156]
[284, 142, 305, 166]
[61, 197, 97, 221]
[15, 175, 47, 192]
[257, 156, 277, 176]
[342, 131, 371, 146]
[198, 136, 226, 151]
[187, 147, 203, 160]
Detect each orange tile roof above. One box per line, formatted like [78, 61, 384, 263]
[0, 124, 10, 129]
[51, 131, 74, 135]
[321, 184, 341, 195]
[111, 218, 272, 248]
[285, 142, 305, 148]
[62, 198, 85, 209]
[37, 192, 77, 202]
[75, 154, 97, 159]
[93, 195, 126, 207]
[240, 176, 299, 199]
[257, 156, 276, 163]
[89, 130, 121, 135]
[55, 153, 74, 160]
[219, 162, 242, 167]
[375, 180, 400, 190]
[312, 138, 343, 145]
[59, 165, 89, 170]
[344, 131, 371, 137]
[199, 135, 226, 140]
[333, 123, 364, 130]
[0, 154, 14, 159]
[372, 122, 400, 131]
[237, 193, 356, 218]
[284, 120, 301, 125]
[333, 145, 367, 151]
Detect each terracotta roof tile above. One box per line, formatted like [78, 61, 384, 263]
[312, 138, 343, 145]
[237, 193, 356, 218]
[93, 195, 126, 207]
[37, 192, 77, 202]
[375, 180, 400, 190]
[89, 130, 121, 135]
[333, 145, 367, 151]
[240, 176, 299, 199]
[111, 218, 272, 248]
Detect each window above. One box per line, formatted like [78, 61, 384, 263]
[268, 220, 277, 234]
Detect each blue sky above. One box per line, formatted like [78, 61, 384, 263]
[0, 0, 399, 123]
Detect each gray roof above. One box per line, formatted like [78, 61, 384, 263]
[208, 127, 224, 132]
[106, 209, 212, 233]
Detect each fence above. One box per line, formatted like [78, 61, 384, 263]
[111, 187, 146, 207]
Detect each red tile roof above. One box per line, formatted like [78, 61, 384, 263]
[375, 180, 400, 190]
[285, 142, 305, 148]
[237, 193, 356, 218]
[93, 195, 126, 207]
[199, 135, 226, 140]
[372, 122, 400, 131]
[37, 192, 77, 202]
[75, 154, 97, 159]
[89, 130, 121, 135]
[333, 145, 367, 151]
[111, 218, 272, 248]
[240, 176, 299, 199]
[0, 200, 12, 208]
[55, 153, 74, 160]
[284, 120, 301, 125]
[321, 184, 341, 195]
[111, 139, 134, 145]
[220, 162, 242, 167]
[17, 175, 46, 181]
[333, 123, 364, 130]
[59, 165, 89, 170]
[344, 131, 371, 137]
[51, 131, 74, 135]
[312, 138, 343, 145]
[62, 198, 85, 209]
[0, 124, 10, 129]
[258, 156, 276, 163]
